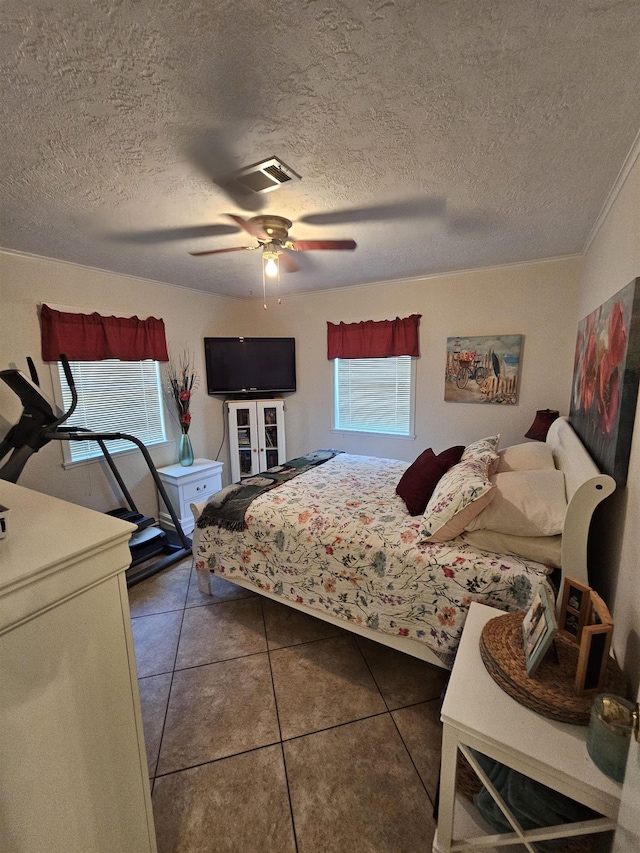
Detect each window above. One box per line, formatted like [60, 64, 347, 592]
[333, 356, 415, 436]
[54, 359, 167, 464]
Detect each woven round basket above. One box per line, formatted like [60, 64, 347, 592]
[480, 613, 626, 725]
[455, 753, 483, 801]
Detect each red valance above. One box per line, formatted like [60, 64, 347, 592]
[40, 304, 169, 362]
[327, 314, 421, 359]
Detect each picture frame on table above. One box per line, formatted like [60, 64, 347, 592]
[0, 503, 9, 539]
[522, 584, 557, 675]
[558, 577, 591, 642]
[575, 591, 614, 695]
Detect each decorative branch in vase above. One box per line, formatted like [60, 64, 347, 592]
[167, 351, 198, 466]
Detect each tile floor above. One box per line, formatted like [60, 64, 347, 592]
[128, 557, 450, 852]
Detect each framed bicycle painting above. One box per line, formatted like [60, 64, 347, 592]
[444, 334, 523, 404]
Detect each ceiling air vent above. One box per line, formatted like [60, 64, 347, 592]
[234, 157, 301, 195]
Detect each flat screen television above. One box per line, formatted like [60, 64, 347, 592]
[204, 337, 296, 395]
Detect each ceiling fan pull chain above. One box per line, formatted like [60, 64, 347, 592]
[277, 259, 281, 305]
[262, 257, 267, 310]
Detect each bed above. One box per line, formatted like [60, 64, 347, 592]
[191, 418, 615, 669]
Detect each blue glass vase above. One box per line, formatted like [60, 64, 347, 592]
[179, 433, 194, 467]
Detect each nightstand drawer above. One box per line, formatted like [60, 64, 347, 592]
[157, 459, 224, 535]
[182, 475, 222, 502]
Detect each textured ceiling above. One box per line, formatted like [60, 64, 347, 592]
[2, 0, 640, 298]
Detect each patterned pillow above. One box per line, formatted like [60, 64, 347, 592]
[461, 434, 501, 475]
[420, 457, 496, 542]
[461, 434, 500, 463]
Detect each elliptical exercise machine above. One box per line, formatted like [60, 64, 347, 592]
[0, 355, 191, 586]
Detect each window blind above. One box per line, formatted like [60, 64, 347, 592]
[57, 359, 167, 463]
[334, 356, 412, 435]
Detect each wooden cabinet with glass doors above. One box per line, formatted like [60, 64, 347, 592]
[227, 399, 286, 482]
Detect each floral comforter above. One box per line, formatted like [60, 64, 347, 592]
[194, 453, 552, 667]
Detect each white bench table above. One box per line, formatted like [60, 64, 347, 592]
[434, 602, 621, 852]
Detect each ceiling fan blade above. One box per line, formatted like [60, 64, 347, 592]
[278, 251, 300, 273]
[227, 214, 268, 240]
[445, 211, 497, 235]
[189, 246, 253, 257]
[291, 239, 357, 251]
[299, 198, 446, 226]
[106, 223, 240, 245]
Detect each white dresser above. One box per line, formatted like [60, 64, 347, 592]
[0, 481, 157, 853]
[156, 458, 224, 535]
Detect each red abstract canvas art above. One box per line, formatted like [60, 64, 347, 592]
[569, 278, 640, 486]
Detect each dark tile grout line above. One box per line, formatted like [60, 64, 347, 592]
[152, 739, 285, 781]
[136, 565, 445, 828]
[151, 709, 397, 781]
[353, 635, 441, 810]
[260, 597, 301, 853]
[140, 606, 445, 755]
[390, 702, 439, 811]
[148, 564, 193, 795]
[147, 680, 444, 784]
[139, 624, 351, 680]
[352, 634, 392, 713]
[139, 635, 449, 701]
[130, 590, 251, 619]
[130, 594, 218, 620]
[149, 586, 443, 790]
[148, 684, 439, 839]
[133, 578, 446, 713]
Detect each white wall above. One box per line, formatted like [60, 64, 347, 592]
[16, 241, 638, 682]
[239, 258, 582, 463]
[1, 249, 583, 523]
[0, 250, 248, 518]
[577, 146, 640, 689]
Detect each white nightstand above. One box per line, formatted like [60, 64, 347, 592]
[157, 458, 223, 536]
[434, 602, 621, 853]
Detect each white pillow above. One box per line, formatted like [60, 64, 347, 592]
[460, 530, 562, 569]
[420, 457, 496, 543]
[465, 469, 567, 537]
[496, 442, 556, 473]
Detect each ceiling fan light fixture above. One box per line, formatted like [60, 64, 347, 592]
[263, 253, 279, 278]
[189, 212, 355, 305]
[261, 249, 281, 310]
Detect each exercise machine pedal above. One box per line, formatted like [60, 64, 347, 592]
[106, 508, 156, 531]
[128, 525, 169, 567]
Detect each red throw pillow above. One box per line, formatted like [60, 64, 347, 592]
[396, 445, 465, 516]
[437, 445, 465, 469]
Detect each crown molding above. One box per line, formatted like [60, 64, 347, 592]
[583, 127, 640, 254]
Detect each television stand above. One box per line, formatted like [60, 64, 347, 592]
[227, 393, 276, 400]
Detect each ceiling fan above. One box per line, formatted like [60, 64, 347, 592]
[188, 213, 357, 274]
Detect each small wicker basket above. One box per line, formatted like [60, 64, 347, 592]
[480, 612, 625, 725]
